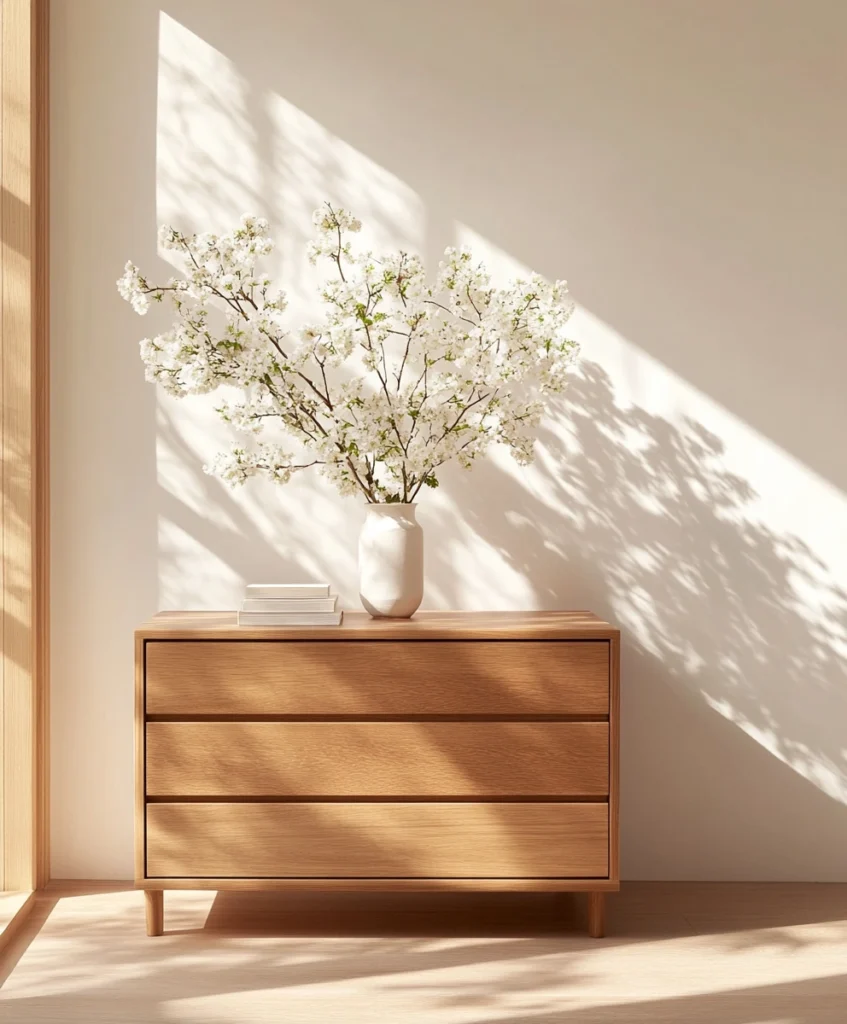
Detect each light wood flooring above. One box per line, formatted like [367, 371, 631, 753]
[0, 882, 845, 1022]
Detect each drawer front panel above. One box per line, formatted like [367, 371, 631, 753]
[146, 722, 609, 797]
[146, 802, 609, 878]
[145, 641, 609, 716]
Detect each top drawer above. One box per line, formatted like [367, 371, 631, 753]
[145, 640, 609, 716]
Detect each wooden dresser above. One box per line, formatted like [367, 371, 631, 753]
[136, 610, 620, 937]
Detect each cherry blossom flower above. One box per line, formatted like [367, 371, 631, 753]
[118, 203, 579, 503]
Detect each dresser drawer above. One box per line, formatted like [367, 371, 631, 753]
[146, 802, 609, 878]
[145, 641, 609, 716]
[146, 721, 609, 797]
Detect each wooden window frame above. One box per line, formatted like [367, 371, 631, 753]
[0, 0, 50, 942]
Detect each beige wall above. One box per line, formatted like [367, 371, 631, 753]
[51, 0, 847, 879]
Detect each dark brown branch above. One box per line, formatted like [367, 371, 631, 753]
[425, 299, 476, 327]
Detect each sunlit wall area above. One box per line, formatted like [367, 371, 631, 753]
[51, 0, 847, 879]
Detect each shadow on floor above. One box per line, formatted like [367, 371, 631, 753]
[1, 885, 846, 1023]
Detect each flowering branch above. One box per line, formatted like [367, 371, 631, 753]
[118, 206, 579, 503]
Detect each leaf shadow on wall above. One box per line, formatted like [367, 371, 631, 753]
[424, 360, 847, 875]
[156, 353, 847, 876]
[156, 402, 320, 592]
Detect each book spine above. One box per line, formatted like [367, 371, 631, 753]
[245, 584, 330, 599]
[242, 598, 337, 612]
[237, 611, 343, 626]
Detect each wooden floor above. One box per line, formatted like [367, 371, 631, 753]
[0, 882, 845, 1022]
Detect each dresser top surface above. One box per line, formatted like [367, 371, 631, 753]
[137, 610, 618, 641]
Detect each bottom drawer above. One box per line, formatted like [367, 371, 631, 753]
[146, 802, 609, 879]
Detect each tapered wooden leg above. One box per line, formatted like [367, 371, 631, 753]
[145, 889, 164, 936]
[587, 892, 605, 938]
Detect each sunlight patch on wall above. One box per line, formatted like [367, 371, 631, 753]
[154, 13, 422, 607]
[158, 520, 242, 610]
[157, 13, 263, 229]
[266, 91, 424, 326]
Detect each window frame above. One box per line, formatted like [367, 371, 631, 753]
[0, 0, 49, 915]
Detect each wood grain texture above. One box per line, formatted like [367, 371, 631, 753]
[134, 636, 146, 882]
[145, 640, 610, 716]
[1, 0, 49, 894]
[0, 891, 35, 955]
[5, 883, 846, 1016]
[588, 891, 605, 938]
[609, 631, 620, 883]
[136, 609, 620, 935]
[146, 802, 609, 879]
[146, 721, 610, 797]
[32, 0, 50, 891]
[1, 0, 33, 896]
[137, 609, 619, 641]
[138, 877, 620, 892]
[143, 890, 162, 937]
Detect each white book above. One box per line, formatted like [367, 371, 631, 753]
[237, 610, 342, 627]
[241, 597, 337, 613]
[245, 583, 330, 600]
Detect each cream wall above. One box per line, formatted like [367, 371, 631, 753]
[51, 0, 847, 879]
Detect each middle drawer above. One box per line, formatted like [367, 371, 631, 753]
[146, 722, 609, 798]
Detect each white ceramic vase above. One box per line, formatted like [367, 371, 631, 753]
[358, 504, 423, 618]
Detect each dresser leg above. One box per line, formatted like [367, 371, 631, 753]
[145, 890, 164, 936]
[587, 892, 605, 938]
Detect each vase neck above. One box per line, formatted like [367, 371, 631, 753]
[366, 503, 418, 522]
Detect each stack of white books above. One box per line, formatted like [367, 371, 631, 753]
[237, 583, 342, 626]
